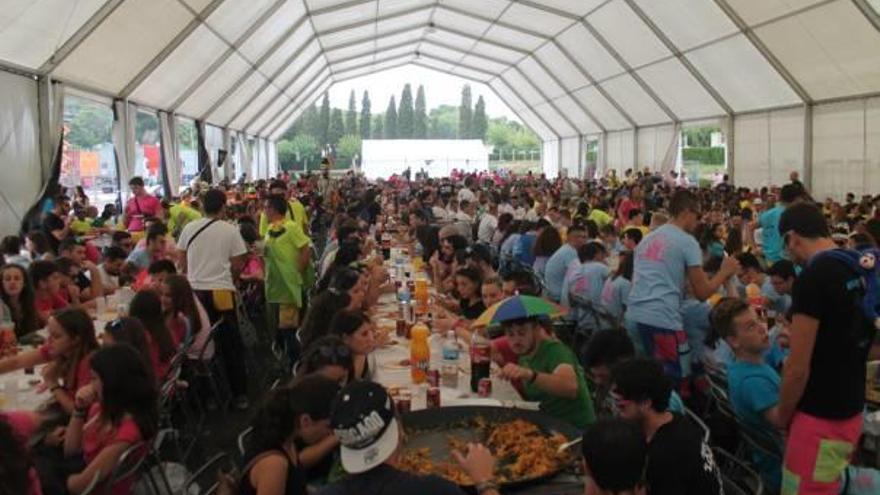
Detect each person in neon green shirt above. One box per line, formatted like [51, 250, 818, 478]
[263, 195, 312, 364]
[168, 200, 202, 238]
[587, 207, 613, 229]
[258, 180, 309, 237]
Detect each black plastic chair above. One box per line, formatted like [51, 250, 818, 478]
[182, 452, 238, 495]
[237, 426, 255, 461]
[714, 447, 764, 495]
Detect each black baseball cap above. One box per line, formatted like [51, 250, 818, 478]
[331, 381, 399, 473]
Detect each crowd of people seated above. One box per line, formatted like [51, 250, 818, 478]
[2, 165, 880, 495]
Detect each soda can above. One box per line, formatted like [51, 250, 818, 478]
[395, 389, 412, 414]
[477, 378, 492, 397]
[396, 319, 408, 338]
[427, 387, 441, 408]
[427, 369, 440, 387]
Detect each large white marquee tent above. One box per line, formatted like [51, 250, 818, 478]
[2, 0, 880, 235]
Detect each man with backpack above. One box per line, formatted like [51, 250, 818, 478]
[775, 202, 880, 494]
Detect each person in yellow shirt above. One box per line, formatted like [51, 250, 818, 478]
[168, 199, 202, 238]
[69, 206, 94, 236]
[258, 180, 309, 237]
[624, 208, 650, 238]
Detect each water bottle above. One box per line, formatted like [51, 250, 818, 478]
[442, 331, 460, 362]
[398, 284, 411, 304]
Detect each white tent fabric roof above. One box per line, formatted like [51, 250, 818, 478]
[3, 0, 879, 142]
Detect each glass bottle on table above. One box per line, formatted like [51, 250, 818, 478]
[470, 327, 491, 392]
[410, 322, 430, 384]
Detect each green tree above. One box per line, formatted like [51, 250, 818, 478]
[328, 108, 345, 146]
[337, 134, 362, 168]
[398, 84, 414, 138]
[384, 96, 398, 139]
[458, 84, 472, 139]
[303, 104, 321, 139]
[414, 85, 427, 139]
[176, 121, 196, 149]
[373, 113, 384, 139]
[318, 93, 330, 145]
[345, 90, 358, 137]
[472, 95, 487, 141]
[276, 139, 297, 171]
[135, 111, 158, 145]
[288, 134, 320, 171]
[359, 90, 371, 139]
[428, 105, 458, 139]
[66, 105, 113, 149]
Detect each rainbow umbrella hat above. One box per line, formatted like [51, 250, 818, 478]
[472, 295, 568, 328]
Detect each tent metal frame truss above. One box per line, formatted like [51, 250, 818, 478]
[2, 0, 880, 177]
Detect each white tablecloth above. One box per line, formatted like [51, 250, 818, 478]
[370, 271, 535, 411]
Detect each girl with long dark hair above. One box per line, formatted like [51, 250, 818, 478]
[328, 310, 374, 381]
[298, 291, 352, 350]
[128, 290, 177, 380]
[600, 250, 635, 329]
[0, 263, 40, 338]
[0, 308, 98, 413]
[63, 344, 159, 495]
[102, 318, 155, 382]
[241, 376, 340, 495]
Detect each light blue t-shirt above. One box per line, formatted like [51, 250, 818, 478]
[733, 277, 792, 317]
[544, 244, 578, 301]
[600, 276, 631, 329]
[514, 233, 537, 266]
[125, 248, 152, 270]
[626, 224, 703, 330]
[727, 360, 783, 493]
[500, 233, 520, 260]
[681, 298, 712, 365]
[563, 261, 610, 330]
[760, 205, 785, 263]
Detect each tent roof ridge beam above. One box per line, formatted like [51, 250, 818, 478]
[414, 0, 442, 60]
[551, 40, 636, 129]
[511, 0, 580, 20]
[712, 0, 812, 103]
[317, 4, 434, 37]
[38, 0, 126, 74]
[851, 0, 880, 33]
[436, 4, 550, 42]
[577, 19, 678, 123]
[623, 0, 733, 115]
[170, 0, 300, 111]
[120, 0, 229, 98]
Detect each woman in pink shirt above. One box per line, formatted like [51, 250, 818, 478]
[0, 308, 98, 414]
[124, 177, 160, 232]
[0, 411, 43, 495]
[63, 344, 158, 495]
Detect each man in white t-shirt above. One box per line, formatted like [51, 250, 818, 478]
[478, 199, 499, 244]
[458, 178, 476, 204]
[176, 188, 250, 409]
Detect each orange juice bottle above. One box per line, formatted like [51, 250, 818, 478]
[410, 322, 430, 384]
[414, 278, 429, 314]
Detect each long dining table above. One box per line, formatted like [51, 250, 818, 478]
[367, 247, 585, 494]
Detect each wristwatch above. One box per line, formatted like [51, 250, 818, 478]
[474, 479, 499, 494]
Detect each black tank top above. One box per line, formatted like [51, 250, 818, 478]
[238, 449, 307, 495]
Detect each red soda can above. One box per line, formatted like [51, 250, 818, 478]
[427, 387, 441, 408]
[396, 319, 407, 338]
[477, 378, 492, 397]
[427, 369, 440, 387]
[395, 389, 412, 414]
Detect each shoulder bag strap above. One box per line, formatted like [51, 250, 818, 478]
[186, 219, 220, 251]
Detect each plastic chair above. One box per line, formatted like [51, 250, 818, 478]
[193, 321, 232, 412]
[99, 441, 149, 495]
[714, 447, 764, 495]
[237, 426, 255, 461]
[80, 470, 102, 495]
[684, 406, 711, 443]
[182, 452, 238, 495]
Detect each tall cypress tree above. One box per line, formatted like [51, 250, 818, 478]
[319, 93, 331, 146]
[373, 114, 384, 140]
[359, 90, 371, 139]
[458, 84, 472, 139]
[328, 108, 345, 145]
[385, 96, 398, 139]
[304, 103, 321, 140]
[414, 85, 427, 139]
[472, 95, 488, 141]
[345, 90, 358, 136]
[398, 84, 414, 138]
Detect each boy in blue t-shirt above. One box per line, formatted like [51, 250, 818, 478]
[713, 298, 880, 495]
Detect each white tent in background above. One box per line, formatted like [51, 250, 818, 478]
[361, 139, 488, 179]
[2, 1, 880, 235]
